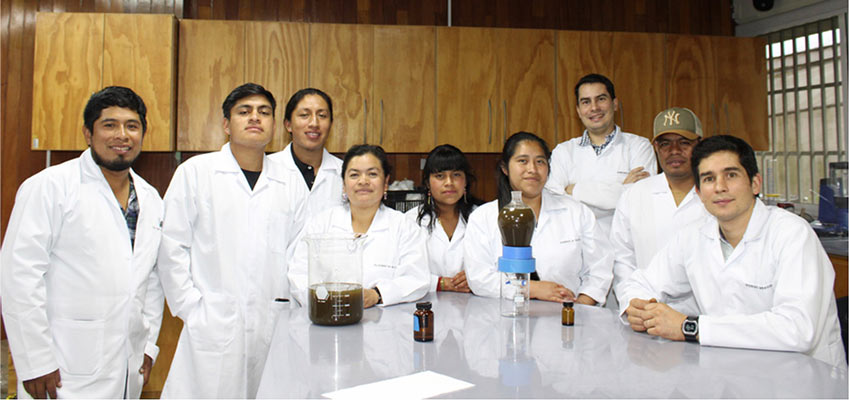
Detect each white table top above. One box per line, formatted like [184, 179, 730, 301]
[257, 292, 848, 398]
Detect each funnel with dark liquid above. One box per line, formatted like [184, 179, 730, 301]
[497, 191, 536, 317]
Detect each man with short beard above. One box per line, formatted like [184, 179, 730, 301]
[1, 86, 164, 398]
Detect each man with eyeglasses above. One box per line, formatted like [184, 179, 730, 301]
[609, 107, 707, 311]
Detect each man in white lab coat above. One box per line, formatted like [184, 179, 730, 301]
[1, 86, 164, 398]
[268, 88, 344, 219]
[620, 135, 845, 367]
[157, 83, 306, 397]
[610, 107, 707, 312]
[546, 73, 657, 236]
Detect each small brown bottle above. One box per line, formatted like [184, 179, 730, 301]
[414, 302, 434, 342]
[561, 302, 575, 326]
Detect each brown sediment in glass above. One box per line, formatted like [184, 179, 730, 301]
[309, 282, 364, 326]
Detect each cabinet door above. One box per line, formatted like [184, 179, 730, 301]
[557, 31, 613, 142]
[666, 34, 717, 137]
[310, 23, 373, 153]
[177, 20, 245, 151]
[372, 26, 436, 152]
[612, 32, 666, 140]
[32, 13, 103, 150]
[245, 21, 309, 152]
[713, 36, 769, 150]
[496, 28, 556, 148]
[436, 27, 499, 152]
[104, 14, 177, 151]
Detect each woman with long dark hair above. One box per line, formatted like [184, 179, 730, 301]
[406, 144, 480, 292]
[464, 132, 614, 304]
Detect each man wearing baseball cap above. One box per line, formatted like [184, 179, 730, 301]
[609, 107, 707, 311]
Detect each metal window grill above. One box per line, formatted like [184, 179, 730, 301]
[758, 15, 847, 205]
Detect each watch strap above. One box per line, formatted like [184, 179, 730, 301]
[682, 315, 699, 343]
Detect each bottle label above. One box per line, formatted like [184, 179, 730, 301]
[414, 315, 420, 331]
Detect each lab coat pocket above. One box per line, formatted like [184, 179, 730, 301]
[737, 279, 775, 311]
[52, 318, 105, 376]
[187, 293, 239, 352]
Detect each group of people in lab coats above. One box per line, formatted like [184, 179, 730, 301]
[1, 72, 845, 399]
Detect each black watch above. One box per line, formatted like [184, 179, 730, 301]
[374, 287, 383, 305]
[682, 315, 699, 343]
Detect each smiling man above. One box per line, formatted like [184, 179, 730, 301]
[1, 86, 164, 398]
[546, 73, 657, 237]
[157, 83, 307, 397]
[618, 135, 845, 367]
[269, 88, 344, 219]
[609, 107, 707, 311]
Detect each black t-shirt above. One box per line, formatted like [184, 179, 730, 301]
[290, 145, 316, 190]
[242, 169, 261, 190]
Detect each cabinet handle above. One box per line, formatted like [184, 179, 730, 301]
[724, 103, 730, 135]
[380, 99, 384, 145]
[488, 99, 493, 144]
[363, 99, 368, 143]
[502, 100, 507, 143]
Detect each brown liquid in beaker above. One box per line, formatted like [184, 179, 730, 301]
[498, 206, 535, 247]
[309, 282, 364, 326]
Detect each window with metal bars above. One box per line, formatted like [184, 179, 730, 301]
[758, 15, 846, 206]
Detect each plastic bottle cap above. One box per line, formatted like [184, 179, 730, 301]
[416, 301, 432, 310]
[562, 302, 573, 307]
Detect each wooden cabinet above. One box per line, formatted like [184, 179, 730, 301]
[32, 13, 176, 151]
[612, 32, 666, 140]
[309, 24, 374, 153]
[557, 31, 613, 142]
[666, 34, 768, 150]
[177, 20, 308, 152]
[372, 26, 436, 152]
[437, 27, 555, 152]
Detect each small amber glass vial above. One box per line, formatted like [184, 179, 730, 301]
[561, 301, 575, 326]
[414, 301, 434, 342]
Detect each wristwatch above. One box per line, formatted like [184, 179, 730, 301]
[682, 315, 699, 343]
[374, 287, 383, 305]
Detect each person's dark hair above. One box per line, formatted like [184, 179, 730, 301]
[574, 73, 616, 104]
[284, 88, 334, 123]
[497, 132, 551, 208]
[417, 144, 481, 233]
[83, 86, 148, 134]
[221, 83, 276, 120]
[342, 144, 392, 180]
[691, 135, 759, 191]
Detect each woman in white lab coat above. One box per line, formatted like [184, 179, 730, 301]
[405, 144, 481, 293]
[464, 132, 614, 305]
[289, 144, 429, 307]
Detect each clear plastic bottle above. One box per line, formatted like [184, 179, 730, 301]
[498, 191, 536, 317]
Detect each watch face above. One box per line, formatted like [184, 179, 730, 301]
[683, 320, 698, 335]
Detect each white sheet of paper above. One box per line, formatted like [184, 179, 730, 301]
[322, 370, 474, 400]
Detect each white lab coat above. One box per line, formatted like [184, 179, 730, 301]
[268, 143, 344, 219]
[157, 143, 306, 398]
[546, 126, 657, 236]
[1, 149, 163, 398]
[618, 200, 846, 367]
[609, 173, 707, 313]
[464, 190, 614, 303]
[288, 204, 429, 307]
[404, 205, 469, 292]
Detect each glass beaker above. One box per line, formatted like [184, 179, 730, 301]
[763, 158, 780, 204]
[305, 233, 365, 326]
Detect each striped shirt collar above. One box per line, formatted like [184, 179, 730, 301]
[579, 125, 620, 156]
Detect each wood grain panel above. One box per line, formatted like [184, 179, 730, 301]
[144, 305, 182, 398]
[713, 36, 769, 151]
[177, 19, 244, 151]
[435, 26, 499, 152]
[372, 25, 435, 152]
[612, 32, 665, 139]
[31, 12, 104, 150]
[557, 30, 613, 141]
[666, 34, 717, 138]
[309, 23, 373, 153]
[497, 27, 556, 148]
[104, 13, 177, 151]
[244, 21, 309, 152]
[830, 254, 848, 299]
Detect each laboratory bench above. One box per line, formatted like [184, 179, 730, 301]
[257, 292, 848, 398]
